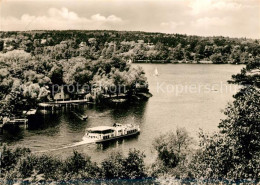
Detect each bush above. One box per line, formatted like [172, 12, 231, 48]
[101, 152, 125, 179]
[101, 149, 147, 180]
[153, 128, 194, 169]
[34, 155, 62, 180]
[61, 150, 101, 180]
[123, 149, 147, 179]
[0, 145, 31, 175]
[151, 128, 195, 180]
[18, 155, 37, 178]
[191, 86, 260, 181]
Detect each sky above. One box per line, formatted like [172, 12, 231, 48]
[0, 0, 259, 39]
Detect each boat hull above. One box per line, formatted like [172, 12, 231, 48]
[96, 130, 140, 143]
[83, 130, 140, 143]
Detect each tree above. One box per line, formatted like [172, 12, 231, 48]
[172, 44, 184, 61]
[0, 40, 4, 51]
[111, 69, 126, 96]
[153, 128, 194, 169]
[33, 155, 62, 180]
[210, 53, 224, 64]
[61, 151, 100, 180]
[123, 149, 147, 179]
[219, 86, 260, 179]
[192, 87, 260, 181]
[101, 152, 125, 179]
[192, 60, 260, 181]
[74, 69, 92, 85]
[49, 65, 63, 85]
[229, 59, 260, 88]
[101, 149, 147, 179]
[191, 132, 233, 181]
[1, 145, 31, 177]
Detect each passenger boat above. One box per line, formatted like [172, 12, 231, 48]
[82, 123, 140, 143]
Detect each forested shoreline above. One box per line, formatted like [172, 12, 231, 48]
[0, 31, 155, 119]
[1, 30, 260, 64]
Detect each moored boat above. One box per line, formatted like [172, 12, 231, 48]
[82, 123, 140, 143]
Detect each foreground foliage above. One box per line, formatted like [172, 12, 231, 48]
[193, 61, 259, 182]
[153, 60, 260, 183]
[0, 146, 148, 183]
[151, 128, 194, 180]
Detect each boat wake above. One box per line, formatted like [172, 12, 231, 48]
[32, 140, 93, 154]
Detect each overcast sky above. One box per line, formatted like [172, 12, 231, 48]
[0, 0, 259, 39]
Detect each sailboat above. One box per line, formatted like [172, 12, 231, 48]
[154, 67, 159, 76]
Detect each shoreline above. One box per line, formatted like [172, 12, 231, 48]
[133, 61, 245, 65]
[37, 92, 152, 108]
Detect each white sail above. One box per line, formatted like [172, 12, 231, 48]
[154, 67, 159, 76]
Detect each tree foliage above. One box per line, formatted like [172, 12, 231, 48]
[101, 149, 147, 180]
[0, 146, 147, 183]
[151, 128, 194, 180]
[192, 60, 260, 182]
[1, 30, 259, 63]
[0, 38, 149, 118]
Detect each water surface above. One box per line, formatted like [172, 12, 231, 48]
[1, 64, 244, 163]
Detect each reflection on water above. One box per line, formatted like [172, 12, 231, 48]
[1, 64, 244, 163]
[1, 100, 147, 159]
[1, 125, 24, 142]
[96, 134, 140, 151]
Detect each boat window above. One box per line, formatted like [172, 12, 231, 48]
[89, 131, 102, 134]
[102, 129, 114, 134]
[88, 129, 114, 134]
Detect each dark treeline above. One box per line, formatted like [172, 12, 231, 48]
[0, 30, 260, 63]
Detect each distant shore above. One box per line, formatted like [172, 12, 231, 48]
[133, 60, 244, 64]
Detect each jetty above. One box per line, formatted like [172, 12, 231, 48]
[49, 99, 90, 105]
[0, 118, 28, 134]
[7, 119, 28, 125]
[0, 109, 37, 134]
[38, 99, 92, 109]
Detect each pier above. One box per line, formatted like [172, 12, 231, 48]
[0, 118, 28, 134]
[50, 99, 90, 105]
[38, 99, 93, 108]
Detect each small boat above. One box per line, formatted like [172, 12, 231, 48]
[82, 115, 88, 120]
[38, 103, 52, 108]
[72, 111, 88, 120]
[26, 109, 37, 115]
[82, 123, 140, 143]
[110, 98, 127, 103]
[154, 67, 159, 76]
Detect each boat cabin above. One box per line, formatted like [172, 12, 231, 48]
[83, 123, 140, 143]
[86, 126, 115, 140]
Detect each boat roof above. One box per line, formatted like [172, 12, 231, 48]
[26, 109, 37, 115]
[87, 126, 115, 131]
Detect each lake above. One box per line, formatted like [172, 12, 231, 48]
[1, 64, 244, 163]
